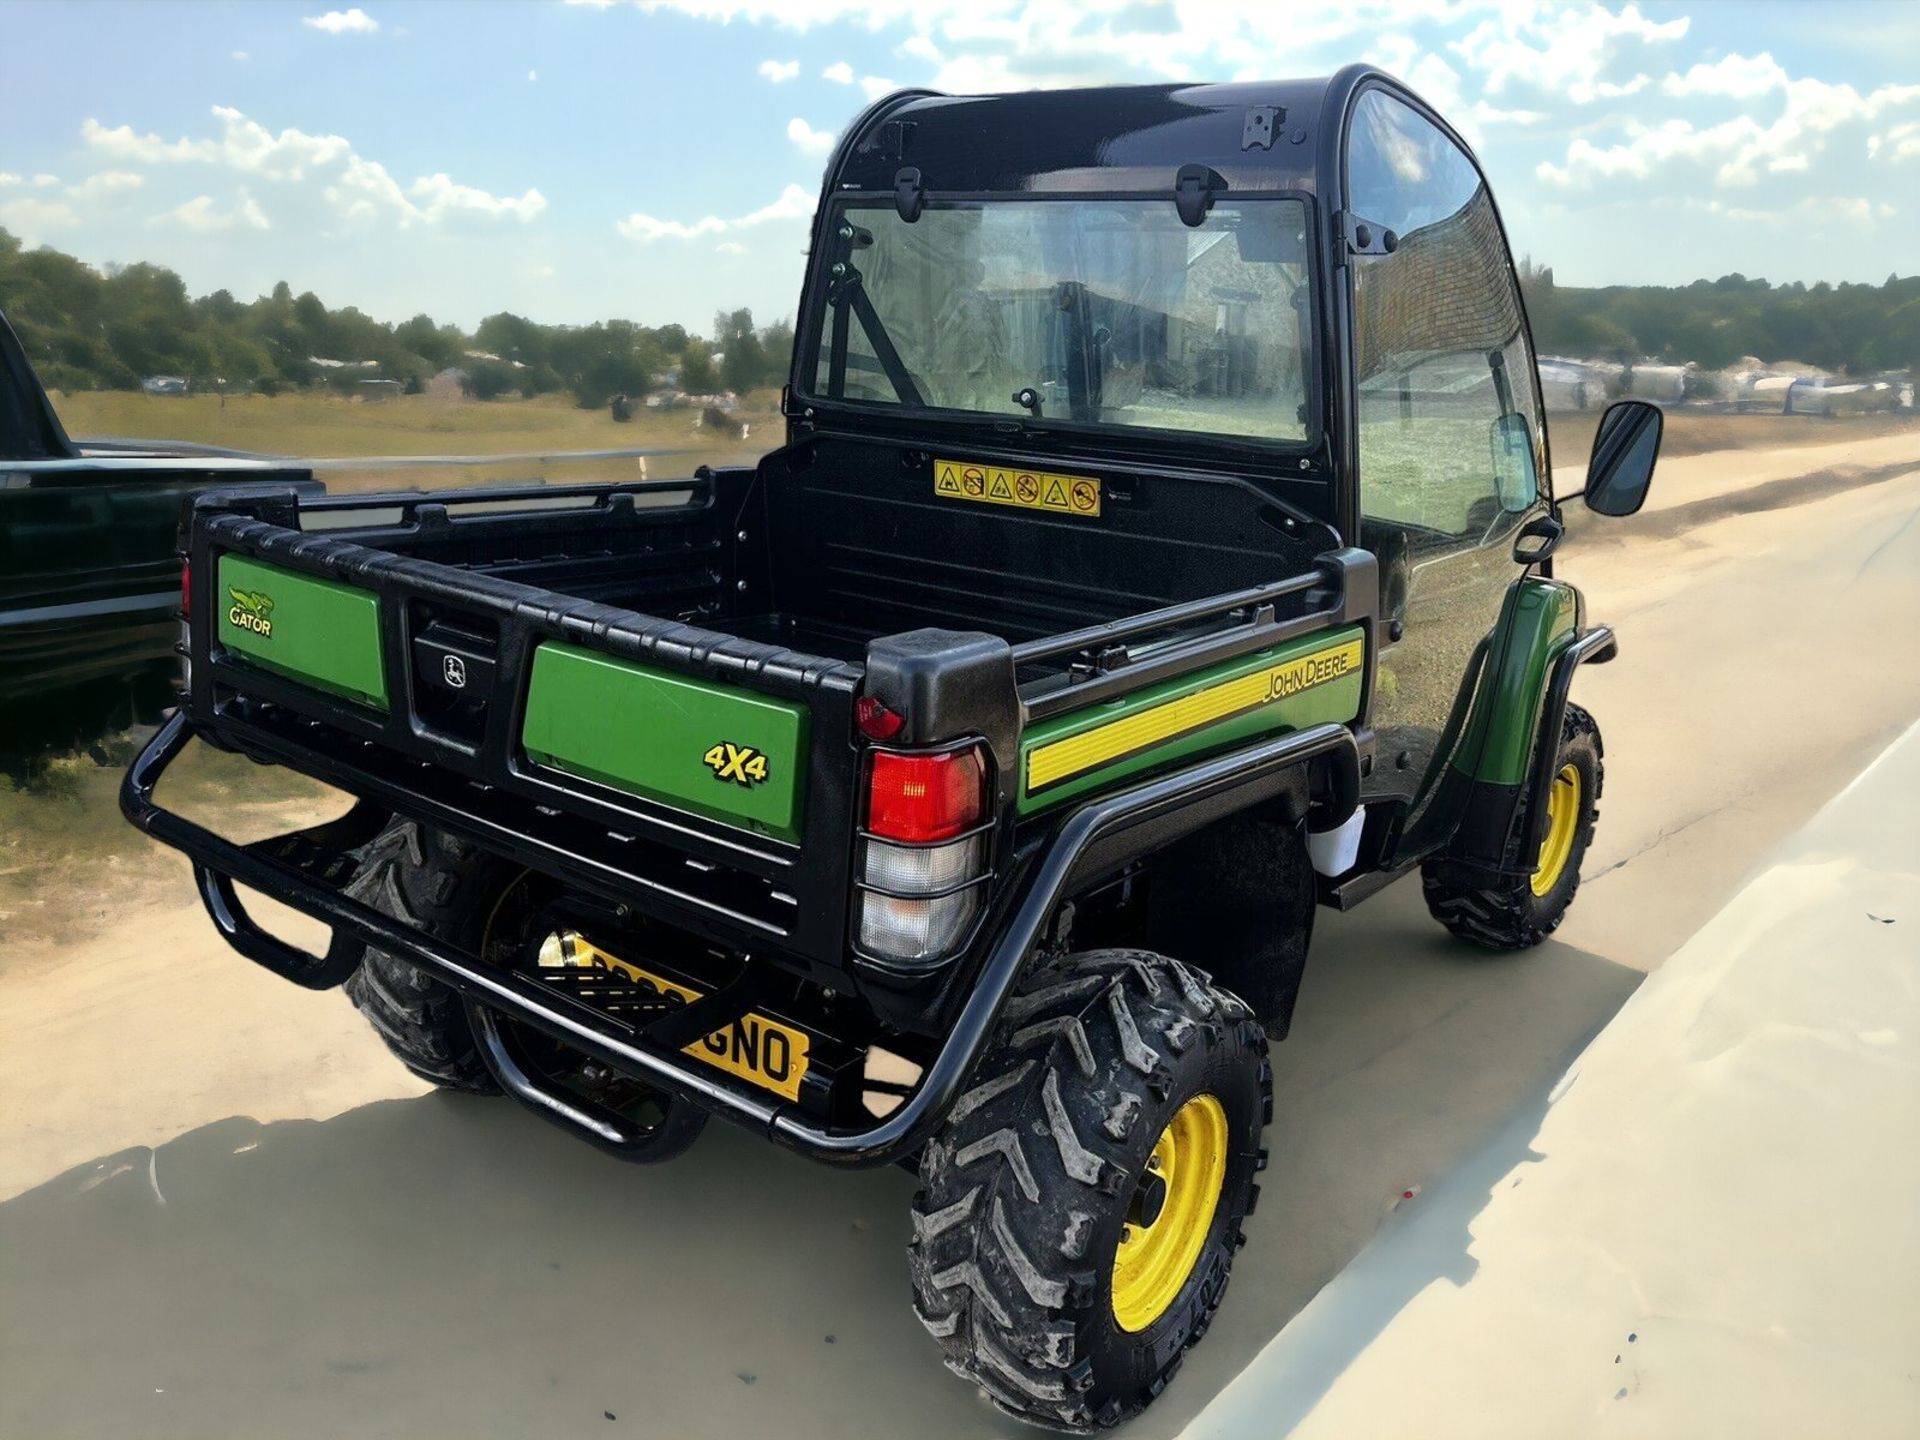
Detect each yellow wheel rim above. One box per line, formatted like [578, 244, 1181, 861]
[1532, 763, 1582, 897]
[1111, 1094, 1228, 1333]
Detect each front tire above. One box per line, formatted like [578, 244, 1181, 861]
[1422, 702, 1604, 949]
[909, 949, 1270, 1432]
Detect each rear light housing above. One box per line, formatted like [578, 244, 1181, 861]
[856, 743, 992, 970]
[867, 748, 985, 843]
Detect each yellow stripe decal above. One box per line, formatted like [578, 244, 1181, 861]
[1027, 637, 1365, 792]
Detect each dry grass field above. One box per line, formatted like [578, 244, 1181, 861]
[46, 388, 781, 491]
[47, 389, 1914, 484]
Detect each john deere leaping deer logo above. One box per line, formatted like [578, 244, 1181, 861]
[227, 587, 276, 638]
[703, 740, 769, 788]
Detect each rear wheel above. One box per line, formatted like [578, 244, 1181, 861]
[909, 949, 1270, 1432]
[1422, 703, 1604, 949]
[343, 821, 510, 1093]
[343, 820, 707, 1161]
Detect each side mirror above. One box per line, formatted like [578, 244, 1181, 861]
[1489, 411, 1539, 513]
[1584, 400, 1662, 517]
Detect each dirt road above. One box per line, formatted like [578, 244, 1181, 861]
[2, 426, 1916, 1439]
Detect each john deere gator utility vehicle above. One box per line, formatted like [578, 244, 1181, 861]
[125, 67, 1661, 1431]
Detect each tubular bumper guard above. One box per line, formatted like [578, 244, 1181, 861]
[124, 710, 1357, 1167]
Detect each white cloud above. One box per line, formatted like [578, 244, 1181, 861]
[65, 170, 144, 199]
[302, 8, 379, 34]
[1662, 52, 1788, 100]
[717, 241, 746, 254]
[528, 69, 538, 82]
[617, 182, 814, 242]
[1538, 73, 1920, 189]
[583, 0, 1421, 95]
[84, 107, 358, 179]
[786, 117, 836, 156]
[408, 173, 547, 223]
[0, 197, 80, 234]
[1869, 119, 1920, 163]
[0, 169, 145, 234]
[1696, 194, 1883, 229]
[896, 35, 939, 66]
[232, 50, 249, 61]
[565, 0, 1920, 288]
[1451, 3, 1688, 104]
[758, 58, 800, 82]
[859, 74, 901, 100]
[79, 106, 544, 229]
[154, 194, 272, 233]
[206, 105, 354, 178]
[81, 117, 216, 164]
[1474, 100, 1545, 127]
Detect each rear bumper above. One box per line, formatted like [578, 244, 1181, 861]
[124, 708, 1358, 1168]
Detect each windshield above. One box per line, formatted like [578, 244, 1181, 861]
[804, 198, 1314, 445]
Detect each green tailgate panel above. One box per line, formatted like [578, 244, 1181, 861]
[216, 554, 389, 710]
[521, 642, 809, 841]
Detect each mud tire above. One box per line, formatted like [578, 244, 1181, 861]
[1422, 702, 1604, 950]
[342, 820, 516, 1094]
[909, 949, 1270, 1432]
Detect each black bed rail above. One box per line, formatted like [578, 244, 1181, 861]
[294, 472, 710, 519]
[1018, 547, 1379, 722]
[1012, 568, 1325, 668]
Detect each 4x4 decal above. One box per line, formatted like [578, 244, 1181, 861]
[703, 740, 770, 788]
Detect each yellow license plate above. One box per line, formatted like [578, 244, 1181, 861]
[555, 935, 811, 1102]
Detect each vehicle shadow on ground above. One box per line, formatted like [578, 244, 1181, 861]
[0, 884, 1640, 1440]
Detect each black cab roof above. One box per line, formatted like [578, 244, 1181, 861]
[827, 69, 1407, 198]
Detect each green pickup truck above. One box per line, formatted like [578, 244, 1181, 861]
[125, 67, 1660, 1432]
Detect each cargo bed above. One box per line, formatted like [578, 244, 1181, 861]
[177, 465, 1365, 979]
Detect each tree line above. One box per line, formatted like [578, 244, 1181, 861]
[0, 226, 793, 406]
[1518, 260, 1919, 375]
[2, 226, 1913, 409]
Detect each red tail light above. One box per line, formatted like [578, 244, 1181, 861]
[866, 747, 986, 843]
[179, 559, 192, 618]
[855, 694, 906, 741]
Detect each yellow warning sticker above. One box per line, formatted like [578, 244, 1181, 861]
[934, 459, 1102, 519]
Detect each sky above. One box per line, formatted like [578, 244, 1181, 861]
[2, 0, 1916, 333]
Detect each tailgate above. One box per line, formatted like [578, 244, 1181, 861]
[187, 487, 862, 963]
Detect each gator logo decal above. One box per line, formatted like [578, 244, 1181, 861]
[703, 741, 770, 788]
[227, 588, 276, 638]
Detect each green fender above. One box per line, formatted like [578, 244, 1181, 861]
[1454, 576, 1579, 787]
